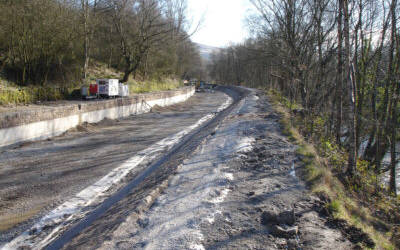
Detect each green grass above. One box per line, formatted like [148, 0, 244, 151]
[327, 199, 341, 214]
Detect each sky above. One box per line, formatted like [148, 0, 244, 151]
[187, 0, 254, 48]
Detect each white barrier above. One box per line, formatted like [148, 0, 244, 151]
[0, 88, 195, 148]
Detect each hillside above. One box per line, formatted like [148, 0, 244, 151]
[195, 43, 221, 64]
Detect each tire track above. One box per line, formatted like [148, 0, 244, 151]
[5, 86, 247, 250]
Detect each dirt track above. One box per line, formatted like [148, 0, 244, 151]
[91, 88, 355, 250]
[2, 87, 360, 249]
[0, 91, 229, 244]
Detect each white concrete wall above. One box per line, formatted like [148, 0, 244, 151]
[0, 89, 195, 148]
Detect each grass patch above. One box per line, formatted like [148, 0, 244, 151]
[267, 88, 396, 249]
[327, 199, 342, 215]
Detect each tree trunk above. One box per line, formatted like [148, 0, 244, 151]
[108, 24, 113, 68]
[82, 0, 90, 79]
[388, 0, 398, 195]
[354, 0, 363, 153]
[343, 0, 357, 176]
[122, 66, 133, 83]
[122, 58, 141, 83]
[362, 12, 389, 167]
[335, 0, 343, 145]
[389, 97, 398, 195]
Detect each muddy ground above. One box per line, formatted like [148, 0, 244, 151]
[198, 92, 354, 250]
[0, 91, 228, 244]
[2, 88, 370, 249]
[69, 88, 358, 249]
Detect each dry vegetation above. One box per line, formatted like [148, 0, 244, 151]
[268, 89, 400, 249]
[210, 0, 400, 247]
[210, 0, 400, 196]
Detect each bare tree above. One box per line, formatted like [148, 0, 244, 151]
[211, 0, 399, 195]
[388, 0, 398, 195]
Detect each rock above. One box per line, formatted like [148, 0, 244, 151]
[286, 226, 298, 236]
[247, 191, 255, 196]
[316, 191, 331, 204]
[270, 225, 298, 238]
[253, 163, 263, 169]
[287, 239, 299, 249]
[261, 209, 279, 225]
[261, 209, 296, 226]
[278, 210, 296, 225]
[137, 218, 149, 228]
[253, 147, 261, 153]
[257, 152, 266, 158]
[263, 166, 272, 171]
[247, 157, 257, 163]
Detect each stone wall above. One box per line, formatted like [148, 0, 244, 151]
[0, 86, 195, 147]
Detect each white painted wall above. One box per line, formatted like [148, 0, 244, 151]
[0, 89, 195, 148]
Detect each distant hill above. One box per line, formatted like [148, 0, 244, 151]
[195, 43, 221, 64]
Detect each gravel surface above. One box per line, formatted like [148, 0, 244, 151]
[200, 90, 353, 250]
[90, 88, 354, 250]
[98, 93, 255, 250]
[1, 88, 357, 249]
[0, 91, 228, 245]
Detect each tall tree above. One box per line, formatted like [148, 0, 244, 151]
[343, 0, 357, 176]
[335, 0, 344, 144]
[388, 0, 398, 195]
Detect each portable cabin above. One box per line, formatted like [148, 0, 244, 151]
[97, 79, 119, 97]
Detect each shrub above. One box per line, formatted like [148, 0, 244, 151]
[0, 86, 79, 105]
